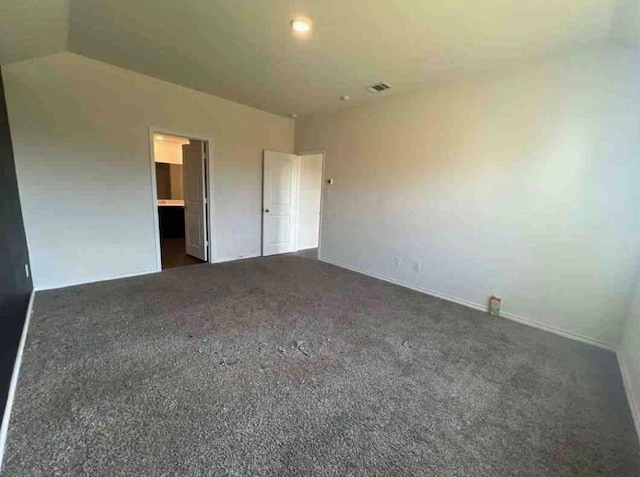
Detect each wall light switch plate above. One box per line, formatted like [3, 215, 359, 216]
[394, 257, 402, 267]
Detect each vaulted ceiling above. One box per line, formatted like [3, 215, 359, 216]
[1, 0, 638, 117]
[614, 0, 640, 45]
[1, 0, 69, 66]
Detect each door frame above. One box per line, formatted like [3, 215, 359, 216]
[148, 127, 215, 270]
[295, 149, 326, 259]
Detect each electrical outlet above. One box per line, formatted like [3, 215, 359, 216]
[489, 296, 501, 316]
[413, 261, 420, 272]
[394, 257, 402, 267]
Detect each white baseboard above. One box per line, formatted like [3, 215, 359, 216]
[499, 310, 615, 351]
[35, 254, 266, 290]
[318, 257, 616, 352]
[37, 254, 284, 291]
[213, 253, 261, 264]
[617, 351, 640, 442]
[297, 245, 319, 251]
[35, 269, 159, 292]
[0, 290, 35, 471]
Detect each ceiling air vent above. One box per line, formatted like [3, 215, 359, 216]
[366, 82, 392, 93]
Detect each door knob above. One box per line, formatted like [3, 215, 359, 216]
[264, 209, 270, 213]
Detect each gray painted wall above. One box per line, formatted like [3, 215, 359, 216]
[0, 69, 32, 426]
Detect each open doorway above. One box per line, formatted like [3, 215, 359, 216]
[295, 153, 323, 259]
[152, 132, 210, 270]
[261, 150, 324, 259]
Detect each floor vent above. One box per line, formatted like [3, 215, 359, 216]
[366, 82, 392, 93]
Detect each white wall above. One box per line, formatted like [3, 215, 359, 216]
[153, 139, 184, 165]
[296, 46, 640, 348]
[4, 52, 294, 289]
[297, 154, 323, 250]
[620, 277, 640, 440]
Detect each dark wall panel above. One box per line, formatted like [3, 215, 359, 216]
[0, 70, 33, 422]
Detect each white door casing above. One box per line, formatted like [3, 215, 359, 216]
[296, 153, 323, 250]
[262, 151, 299, 256]
[183, 140, 208, 261]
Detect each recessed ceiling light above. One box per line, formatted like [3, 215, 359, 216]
[340, 95, 350, 101]
[290, 113, 298, 118]
[291, 18, 312, 33]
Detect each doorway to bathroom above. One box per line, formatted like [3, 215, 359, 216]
[150, 131, 211, 270]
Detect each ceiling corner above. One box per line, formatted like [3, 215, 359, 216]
[0, 0, 71, 66]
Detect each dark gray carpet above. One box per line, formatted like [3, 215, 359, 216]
[3, 255, 639, 476]
[292, 248, 318, 260]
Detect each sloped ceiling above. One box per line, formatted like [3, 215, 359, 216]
[0, 0, 69, 65]
[613, 0, 640, 47]
[1, 0, 637, 116]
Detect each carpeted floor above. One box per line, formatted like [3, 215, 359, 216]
[3, 255, 639, 476]
[293, 248, 318, 260]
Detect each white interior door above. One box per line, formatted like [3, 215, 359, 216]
[263, 151, 299, 256]
[182, 140, 208, 261]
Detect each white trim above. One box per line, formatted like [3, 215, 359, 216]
[618, 351, 640, 442]
[296, 149, 326, 257]
[0, 291, 35, 471]
[295, 155, 302, 252]
[205, 141, 217, 263]
[213, 253, 261, 264]
[35, 269, 158, 292]
[148, 127, 216, 266]
[148, 128, 163, 272]
[293, 157, 300, 253]
[318, 257, 617, 352]
[499, 310, 615, 351]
